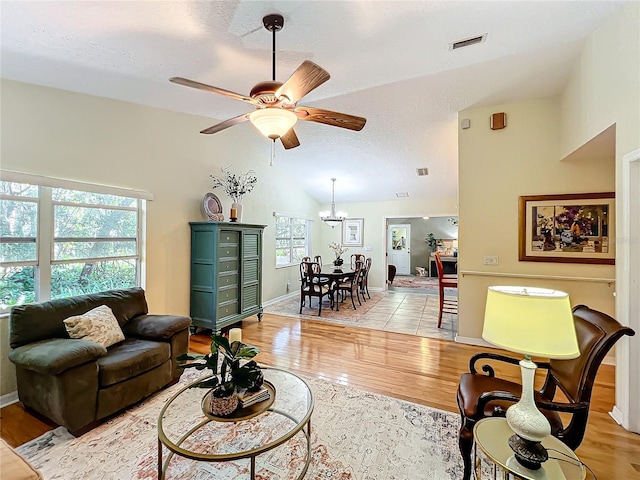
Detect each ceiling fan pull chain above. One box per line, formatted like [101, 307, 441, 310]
[270, 139, 276, 166]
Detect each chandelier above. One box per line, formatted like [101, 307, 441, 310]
[319, 178, 347, 228]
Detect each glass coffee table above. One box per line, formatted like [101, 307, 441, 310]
[157, 367, 314, 479]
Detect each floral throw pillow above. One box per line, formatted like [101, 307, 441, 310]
[63, 305, 125, 348]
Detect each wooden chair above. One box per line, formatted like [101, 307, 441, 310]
[358, 257, 372, 300]
[313, 255, 323, 266]
[299, 261, 332, 316]
[456, 305, 635, 480]
[435, 252, 457, 328]
[350, 253, 365, 268]
[335, 260, 363, 311]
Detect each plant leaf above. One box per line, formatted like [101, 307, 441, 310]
[236, 345, 260, 359]
[191, 377, 220, 389]
[177, 353, 204, 361]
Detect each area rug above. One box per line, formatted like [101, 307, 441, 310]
[390, 275, 457, 295]
[18, 369, 464, 479]
[265, 291, 387, 322]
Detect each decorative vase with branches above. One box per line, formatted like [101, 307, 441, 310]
[328, 242, 348, 266]
[210, 167, 258, 222]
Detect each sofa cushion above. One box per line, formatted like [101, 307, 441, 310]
[97, 338, 170, 387]
[63, 305, 125, 348]
[0, 438, 43, 480]
[8, 338, 106, 375]
[10, 287, 148, 349]
[124, 314, 191, 340]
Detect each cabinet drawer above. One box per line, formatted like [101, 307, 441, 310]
[217, 286, 238, 303]
[218, 273, 238, 287]
[219, 230, 239, 244]
[219, 259, 238, 273]
[217, 301, 238, 319]
[218, 245, 238, 258]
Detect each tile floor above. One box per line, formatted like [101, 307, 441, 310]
[356, 291, 457, 341]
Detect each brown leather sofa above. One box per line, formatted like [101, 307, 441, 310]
[8, 287, 191, 435]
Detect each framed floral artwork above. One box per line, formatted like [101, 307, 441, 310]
[518, 193, 615, 264]
[342, 218, 364, 247]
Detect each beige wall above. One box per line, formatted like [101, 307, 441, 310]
[560, 2, 640, 161]
[457, 97, 616, 341]
[315, 198, 458, 289]
[0, 79, 322, 396]
[559, 1, 640, 429]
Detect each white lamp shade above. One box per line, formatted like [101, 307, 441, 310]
[482, 286, 579, 359]
[249, 108, 297, 139]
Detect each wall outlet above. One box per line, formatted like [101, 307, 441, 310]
[483, 256, 499, 266]
[286, 280, 290, 292]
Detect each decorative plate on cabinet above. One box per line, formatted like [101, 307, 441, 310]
[202, 193, 224, 221]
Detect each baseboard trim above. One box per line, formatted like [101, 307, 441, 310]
[263, 291, 298, 307]
[610, 405, 624, 426]
[0, 391, 18, 408]
[454, 335, 493, 348]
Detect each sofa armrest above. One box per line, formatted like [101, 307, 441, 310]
[124, 314, 191, 341]
[8, 338, 106, 376]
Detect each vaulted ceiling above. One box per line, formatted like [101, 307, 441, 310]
[0, 1, 623, 203]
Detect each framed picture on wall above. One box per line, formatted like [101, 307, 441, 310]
[342, 218, 364, 247]
[518, 192, 615, 264]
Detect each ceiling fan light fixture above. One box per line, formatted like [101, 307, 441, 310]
[249, 108, 297, 139]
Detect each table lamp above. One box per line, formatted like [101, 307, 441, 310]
[482, 286, 579, 470]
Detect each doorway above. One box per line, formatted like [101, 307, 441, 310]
[388, 224, 411, 275]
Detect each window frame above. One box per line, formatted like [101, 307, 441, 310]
[274, 212, 313, 268]
[0, 171, 151, 311]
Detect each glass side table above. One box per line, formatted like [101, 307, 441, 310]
[473, 418, 586, 480]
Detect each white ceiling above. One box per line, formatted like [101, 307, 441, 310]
[0, 1, 623, 204]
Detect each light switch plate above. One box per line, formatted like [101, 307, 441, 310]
[483, 256, 499, 265]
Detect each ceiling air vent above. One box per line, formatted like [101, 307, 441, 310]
[396, 192, 409, 198]
[450, 33, 487, 50]
[416, 167, 429, 176]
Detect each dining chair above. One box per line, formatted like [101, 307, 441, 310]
[350, 253, 365, 268]
[435, 252, 457, 328]
[313, 255, 323, 266]
[299, 261, 332, 316]
[335, 260, 363, 311]
[358, 257, 372, 300]
[456, 305, 635, 480]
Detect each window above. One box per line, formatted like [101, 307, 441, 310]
[1, 177, 147, 310]
[0, 183, 38, 307]
[275, 214, 311, 267]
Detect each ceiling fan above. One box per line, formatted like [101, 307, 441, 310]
[170, 14, 366, 150]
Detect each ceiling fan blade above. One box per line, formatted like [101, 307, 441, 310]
[170, 77, 259, 105]
[280, 128, 300, 149]
[275, 61, 330, 105]
[200, 113, 251, 134]
[294, 106, 366, 131]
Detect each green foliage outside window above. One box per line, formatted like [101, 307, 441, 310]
[1, 181, 141, 308]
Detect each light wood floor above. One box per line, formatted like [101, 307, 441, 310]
[2, 313, 639, 479]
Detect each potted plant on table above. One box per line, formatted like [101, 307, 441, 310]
[177, 334, 263, 416]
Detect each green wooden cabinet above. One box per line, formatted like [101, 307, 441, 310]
[189, 222, 265, 333]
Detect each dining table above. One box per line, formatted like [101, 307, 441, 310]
[318, 264, 359, 309]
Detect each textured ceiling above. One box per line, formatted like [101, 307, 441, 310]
[0, 1, 623, 204]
